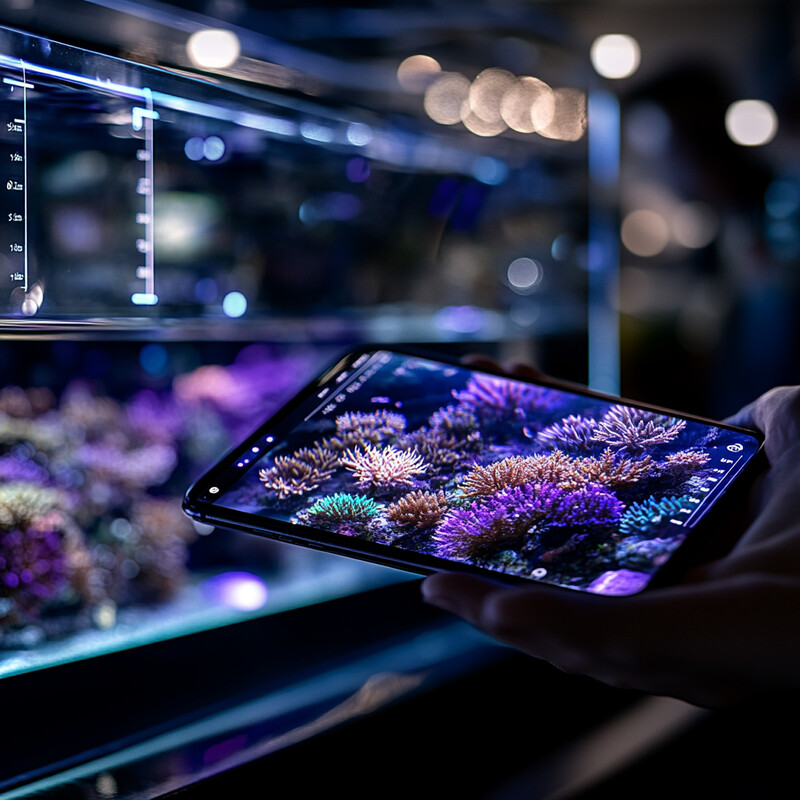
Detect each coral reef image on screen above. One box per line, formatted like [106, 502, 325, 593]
[226, 353, 757, 595]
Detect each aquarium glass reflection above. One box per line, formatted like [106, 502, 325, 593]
[206, 351, 761, 596]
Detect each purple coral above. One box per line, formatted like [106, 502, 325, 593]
[433, 482, 624, 562]
[536, 414, 599, 452]
[593, 405, 686, 454]
[453, 374, 556, 425]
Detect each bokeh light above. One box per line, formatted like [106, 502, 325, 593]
[621, 209, 670, 256]
[590, 34, 641, 79]
[500, 76, 555, 133]
[222, 291, 247, 318]
[397, 55, 442, 93]
[506, 257, 543, 292]
[202, 571, 268, 611]
[186, 29, 241, 70]
[424, 72, 471, 125]
[538, 88, 587, 141]
[725, 99, 778, 146]
[672, 201, 718, 249]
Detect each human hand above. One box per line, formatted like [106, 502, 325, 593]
[422, 366, 800, 707]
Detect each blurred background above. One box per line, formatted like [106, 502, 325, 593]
[0, 1, 797, 797]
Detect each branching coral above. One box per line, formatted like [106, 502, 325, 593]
[387, 490, 449, 529]
[341, 444, 427, 490]
[304, 493, 383, 524]
[404, 404, 483, 474]
[326, 410, 407, 450]
[663, 450, 710, 478]
[452, 374, 556, 425]
[592, 405, 686, 454]
[537, 414, 599, 452]
[460, 452, 583, 497]
[577, 449, 655, 488]
[434, 482, 624, 562]
[259, 443, 339, 499]
[0, 483, 76, 624]
[619, 495, 690, 537]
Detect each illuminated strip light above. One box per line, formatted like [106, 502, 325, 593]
[131, 292, 159, 305]
[0, 54, 297, 138]
[132, 105, 160, 131]
[3, 77, 33, 89]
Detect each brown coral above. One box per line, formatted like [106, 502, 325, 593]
[460, 452, 584, 497]
[326, 410, 407, 450]
[259, 443, 339, 499]
[577, 448, 655, 488]
[663, 449, 710, 477]
[387, 490, 449, 529]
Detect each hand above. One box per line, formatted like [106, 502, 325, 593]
[422, 365, 800, 707]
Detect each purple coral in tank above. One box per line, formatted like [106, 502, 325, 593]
[453, 374, 556, 425]
[587, 569, 651, 596]
[536, 414, 599, 452]
[592, 405, 686, 454]
[0, 484, 72, 624]
[433, 482, 624, 562]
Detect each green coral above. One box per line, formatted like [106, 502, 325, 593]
[619, 495, 690, 537]
[304, 493, 383, 524]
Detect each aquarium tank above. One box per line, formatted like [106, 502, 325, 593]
[0, 5, 595, 771]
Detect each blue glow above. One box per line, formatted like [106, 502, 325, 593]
[300, 122, 334, 143]
[346, 122, 373, 146]
[222, 291, 247, 318]
[472, 156, 508, 186]
[131, 292, 158, 305]
[433, 305, 486, 334]
[194, 277, 218, 303]
[184, 137, 205, 161]
[139, 343, 168, 376]
[204, 136, 226, 161]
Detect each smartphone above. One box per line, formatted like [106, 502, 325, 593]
[183, 347, 764, 596]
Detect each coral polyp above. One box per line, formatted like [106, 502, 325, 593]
[593, 405, 686, 454]
[304, 493, 383, 524]
[537, 414, 599, 452]
[327, 410, 407, 450]
[663, 450, 710, 477]
[434, 482, 624, 563]
[341, 444, 427, 490]
[387, 490, 448, 529]
[259, 443, 339, 499]
[403, 404, 483, 475]
[619, 495, 690, 536]
[577, 449, 655, 488]
[453, 374, 555, 425]
[460, 452, 583, 497]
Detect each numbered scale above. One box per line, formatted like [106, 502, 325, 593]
[1, 56, 158, 315]
[1, 63, 31, 311]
